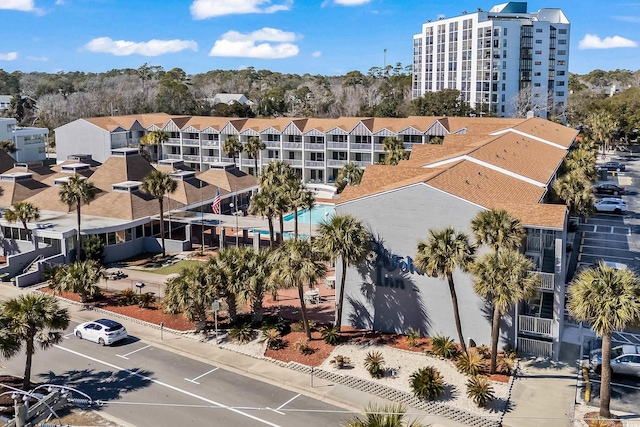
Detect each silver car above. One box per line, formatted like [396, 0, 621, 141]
[594, 198, 627, 214]
[590, 345, 640, 376]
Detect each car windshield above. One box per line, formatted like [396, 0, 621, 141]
[96, 319, 124, 332]
[612, 346, 624, 358]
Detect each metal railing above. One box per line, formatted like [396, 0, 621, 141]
[350, 143, 372, 150]
[283, 159, 303, 166]
[166, 138, 181, 145]
[517, 337, 553, 358]
[305, 160, 325, 167]
[262, 158, 279, 165]
[183, 155, 200, 162]
[183, 139, 200, 146]
[518, 315, 553, 336]
[327, 142, 348, 149]
[202, 140, 219, 147]
[202, 156, 218, 163]
[165, 154, 181, 160]
[351, 160, 371, 167]
[373, 144, 384, 151]
[283, 142, 302, 149]
[327, 159, 347, 167]
[305, 143, 325, 150]
[263, 141, 281, 148]
[241, 158, 255, 166]
[530, 270, 554, 291]
[22, 254, 44, 274]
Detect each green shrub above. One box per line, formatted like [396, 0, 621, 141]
[503, 344, 518, 359]
[476, 345, 491, 359]
[262, 327, 284, 350]
[410, 366, 445, 400]
[321, 326, 341, 345]
[228, 323, 256, 344]
[456, 349, 484, 376]
[466, 375, 495, 407]
[405, 327, 421, 348]
[430, 335, 458, 359]
[497, 355, 516, 375]
[292, 338, 314, 355]
[137, 292, 155, 309]
[261, 315, 288, 335]
[364, 351, 385, 379]
[329, 355, 351, 369]
[118, 288, 138, 306]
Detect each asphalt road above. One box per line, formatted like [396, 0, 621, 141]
[1, 322, 350, 427]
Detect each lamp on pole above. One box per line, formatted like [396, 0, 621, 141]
[230, 186, 239, 247]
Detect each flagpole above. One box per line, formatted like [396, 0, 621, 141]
[200, 180, 205, 251]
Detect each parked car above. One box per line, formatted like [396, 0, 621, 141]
[590, 344, 640, 376]
[74, 318, 128, 345]
[594, 198, 627, 214]
[598, 161, 626, 172]
[593, 183, 625, 196]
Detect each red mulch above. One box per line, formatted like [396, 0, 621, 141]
[584, 412, 623, 427]
[40, 287, 196, 331]
[265, 330, 336, 367]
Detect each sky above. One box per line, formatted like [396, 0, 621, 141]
[1, 0, 640, 77]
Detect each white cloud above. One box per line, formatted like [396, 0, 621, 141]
[333, 0, 370, 4]
[83, 37, 198, 57]
[190, 0, 291, 19]
[578, 34, 638, 49]
[209, 28, 299, 59]
[0, 0, 36, 11]
[611, 15, 640, 23]
[0, 52, 18, 61]
[312, 51, 322, 57]
[26, 55, 48, 61]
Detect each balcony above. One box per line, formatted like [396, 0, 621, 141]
[327, 142, 348, 150]
[166, 138, 181, 145]
[403, 143, 414, 150]
[327, 159, 347, 167]
[530, 271, 554, 291]
[183, 139, 200, 146]
[202, 156, 218, 163]
[305, 143, 325, 150]
[350, 160, 371, 167]
[183, 155, 200, 162]
[283, 159, 303, 167]
[283, 142, 302, 149]
[264, 141, 281, 148]
[350, 143, 372, 151]
[165, 154, 181, 160]
[518, 337, 553, 358]
[241, 158, 256, 167]
[374, 144, 384, 151]
[202, 140, 219, 147]
[519, 315, 553, 337]
[305, 160, 325, 168]
[262, 158, 279, 165]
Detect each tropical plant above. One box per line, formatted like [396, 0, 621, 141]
[81, 234, 105, 262]
[260, 315, 288, 335]
[567, 261, 640, 419]
[259, 161, 298, 242]
[553, 171, 595, 218]
[268, 239, 326, 339]
[364, 351, 385, 379]
[430, 335, 458, 359]
[321, 325, 341, 345]
[564, 148, 597, 182]
[245, 136, 265, 176]
[228, 323, 256, 344]
[235, 248, 275, 323]
[456, 348, 484, 376]
[140, 170, 178, 257]
[261, 327, 284, 350]
[59, 175, 98, 262]
[3, 202, 40, 232]
[0, 139, 17, 154]
[139, 130, 168, 161]
[249, 189, 278, 248]
[212, 247, 247, 325]
[118, 288, 139, 307]
[410, 366, 445, 401]
[471, 249, 539, 374]
[0, 293, 70, 389]
[335, 162, 364, 194]
[471, 209, 525, 252]
[330, 354, 351, 369]
[585, 110, 619, 152]
[314, 214, 371, 328]
[497, 355, 516, 376]
[138, 292, 155, 309]
[292, 337, 313, 355]
[415, 228, 475, 354]
[286, 183, 315, 239]
[344, 403, 424, 427]
[476, 345, 491, 359]
[163, 264, 216, 332]
[382, 136, 409, 165]
[51, 259, 103, 303]
[222, 135, 243, 167]
[466, 375, 495, 407]
[405, 327, 421, 348]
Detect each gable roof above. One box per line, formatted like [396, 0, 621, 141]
[197, 167, 258, 192]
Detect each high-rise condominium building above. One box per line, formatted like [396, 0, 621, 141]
[412, 2, 570, 118]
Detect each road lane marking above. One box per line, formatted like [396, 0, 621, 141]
[185, 367, 219, 384]
[53, 345, 284, 427]
[276, 394, 300, 411]
[63, 332, 75, 340]
[116, 345, 151, 360]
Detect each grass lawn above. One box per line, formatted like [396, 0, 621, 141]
[146, 259, 204, 275]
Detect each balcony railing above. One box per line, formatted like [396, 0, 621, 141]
[305, 160, 325, 167]
[202, 156, 218, 163]
[183, 139, 200, 146]
[166, 138, 181, 145]
[517, 337, 553, 358]
[183, 155, 200, 162]
[327, 159, 347, 167]
[403, 143, 414, 150]
[264, 141, 281, 148]
[350, 143, 372, 151]
[352, 160, 371, 167]
[284, 159, 303, 167]
[165, 154, 181, 160]
[283, 142, 302, 149]
[262, 158, 279, 165]
[305, 143, 325, 150]
[530, 271, 554, 291]
[374, 144, 384, 151]
[202, 140, 219, 147]
[519, 315, 553, 337]
[327, 142, 348, 150]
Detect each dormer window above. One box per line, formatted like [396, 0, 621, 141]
[61, 163, 90, 173]
[54, 175, 87, 186]
[0, 172, 33, 182]
[170, 171, 196, 181]
[112, 181, 142, 193]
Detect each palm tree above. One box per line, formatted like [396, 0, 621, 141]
[564, 148, 597, 182]
[237, 248, 275, 323]
[382, 136, 409, 165]
[245, 136, 265, 176]
[51, 259, 104, 303]
[59, 175, 98, 262]
[140, 130, 168, 162]
[260, 161, 299, 242]
[336, 162, 364, 194]
[0, 139, 17, 155]
[3, 201, 40, 232]
[249, 189, 277, 249]
[269, 239, 327, 339]
[568, 262, 640, 419]
[0, 293, 70, 389]
[344, 403, 424, 427]
[553, 171, 595, 218]
[211, 247, 247, 324]
[415, 228, 475, 354]
[287, 184, 315, 239]
[470, 249, 539, 373]
[164, 263, 217, 332]
[586, 110, 618, 153]
[471, 209, 525, 252]
[140, 170, 178, 257]
[314, 214, 370, 328]
[222, 136, 243, 167]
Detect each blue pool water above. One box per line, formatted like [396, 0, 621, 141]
[250, 229, 310, 240]
[283, 204, 335, 224]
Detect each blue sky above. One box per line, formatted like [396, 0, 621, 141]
[1, 0, 639, 76]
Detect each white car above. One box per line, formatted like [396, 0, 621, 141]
[594, 198, 627, 214]
[74, 319, 128, 345]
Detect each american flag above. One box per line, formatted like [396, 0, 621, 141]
[211, 188, 221, 214]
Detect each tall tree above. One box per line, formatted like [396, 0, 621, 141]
[314, 214, 370, 328]
[244, 136, 265, 176]
[381, 136, 409, 165]
[415, 228, 475, 354]
[335, 162, 364, 194]
[586, 110, 619, 152]
[236, 248, 275, 323]
[287, 184, 315, 240]
[140, 170, 178, 257]
[211, 247, 247, 324]
[0, 293, 70, 389]
[553, 171, 595, 218]
[260, 161, 298, 242]
[269, 239, 327, 339]
[3, 202, 40, 231]
[59, 175, 98, 262]
[140, 130, 168, 162]
[564, 148, 597, 182]
[471, 209, 525, 252]
[164, 264, 217, 332]
[568, 262, 640, 419]
[249, 189, 277, 249]
[409, 89, 470, 117]
[51, 259, 103, 303]
[222, 136, 243, 167]
[471, 249, 539, 373]
[0, 140, 17, 155]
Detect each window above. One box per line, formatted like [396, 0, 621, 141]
[135, 225, 144, 238]
[556, 91, 565, 96]
[503, 28, 507, 36]
[267, 150, 279, 159]
[310, 152, 324, 161]
[557, 60, 566, 66]
[534, 83, 541, 87]
[502, 72, 506, 80]
[266, 134, 280, 142]
[558, 39, 567, 45]
[536, 28, 543, 33]
[503, 50, 507, 58]
[535, 39, 542, 44]
[288, 151, 295, 160]
[556, 80, 565, 86]
[535, 50, 542, 55]
[502, 61, 507, 69]
[558, 28, 567, 34]
[556, 70, 565, 76]
[502, 39, 507, 47]
[502, 83, 505, 90]
[558, 50, 566, 55]
[332, 151, 347, 160]
[535, 61, 542, 65]
[534, 72, 541, 76]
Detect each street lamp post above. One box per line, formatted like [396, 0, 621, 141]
[230, 191, 239, 247]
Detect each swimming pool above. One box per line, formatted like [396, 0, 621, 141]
[283, 204, 335, 224]
[250, 229, 310, 240]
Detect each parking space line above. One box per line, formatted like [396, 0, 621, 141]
[184, 367, 219, 385]
[116, 344, 151, 360]
[276, 393, 300, 411]
[63, 332, 75, 340]
[589, 379, 640, 391]
[578, 251, 633, 261]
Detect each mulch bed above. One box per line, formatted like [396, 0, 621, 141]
[584, 412, 623, 427]
[0, 376, 37, 416]
[265, 330, 336, 367]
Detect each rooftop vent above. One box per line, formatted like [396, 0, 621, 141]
[112, 181, 142, 193]
[111, 148, 140, 157]
[54, 175, 87, 186]
[0, 172, 33, 182]
[170, 171, 197, 181]
[61, 163, 90, 173]
[67, 154, 92, 162]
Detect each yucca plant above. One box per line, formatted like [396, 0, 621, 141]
[292, 337, 314, 355]
[228, 323, 256, 344]
[364, 351, 386, 379]
[410, 366, 445, 400]
[330, 354, 351, 369]
[137, 292, 155, 309]
[405, 327, 421, 348]
[321, 325, 341, 345]
[261, 315, 288, 335]
[476, 345, 491, 359]
[497, 355, 516, 375]
[466, 375, 495, 407]
[587, 417, 610, 427]
[456, 348, 484, 376]
[118, 288, 138, 306]
[262, 327, 284, 350]
[430, 335, 458, 359]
